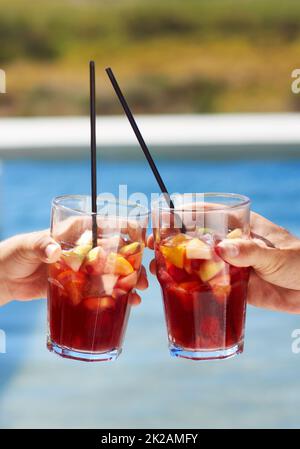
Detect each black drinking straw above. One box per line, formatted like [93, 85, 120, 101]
[105, 67, 185, 231]
[90, 61, 98, 247]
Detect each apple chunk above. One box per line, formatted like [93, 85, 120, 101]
[227, 228, 242, 239]
[83, 246, 106, 274]
[61, 244, 92, 272]
[198, 259, 225, 282]
[119, 242, 141, 256]
[186, 238, 211, 260]
[76, 230, 93, 246]
[101, 274, 118, 295]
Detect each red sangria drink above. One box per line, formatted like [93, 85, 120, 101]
[153, 193, 250, 361]
[47, 195, 148, 362]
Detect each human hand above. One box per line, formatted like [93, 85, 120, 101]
[0, 230, 148, 307]
[216, 212, 300, 313]
[0, 231, 61, 306]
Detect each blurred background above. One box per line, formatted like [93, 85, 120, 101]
[1, 0, 300, 115]
[1, 0, 300, 429]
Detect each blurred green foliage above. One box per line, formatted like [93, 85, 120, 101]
[0, 0, 300, 115]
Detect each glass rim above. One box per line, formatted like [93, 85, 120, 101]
[152, 192, 251, 212]
[52, 194, 150, 217]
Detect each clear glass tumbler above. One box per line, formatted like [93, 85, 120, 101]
[47, 195, 149, 362]
[153, 193, 250, 361]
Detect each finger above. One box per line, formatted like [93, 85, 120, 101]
[147, 234, 154, 250]
[128, 290, 141, 307]
[217, 238, 300, 290]
[250, 211, 298, 248]
[247, 271, 300, 314]
[149, 259, 156, 275]
[18, 231, 61, 264]
[136, 266, 148, 290]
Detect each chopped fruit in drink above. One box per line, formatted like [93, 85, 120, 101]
[165, 233, 189, 247]
[116, 271, 138, 292]
[57, 269, 86, 286]
[159, 227, 180, 242]
[83, 276, 104, 298]
[119, 241, 141, 256]
[160, 244, 186, 269]
[191, 258, 202, 271]
[97, 235, 125, 252]
[209, 273, 231, 304]
[179, 281, 202, 292]
[227, 228, 243, 239]
[57, 270, 86, 305]
[127, 251, 142, 270]
[167, 262, 188, 283]
[101, 274, 118, 295]
[61, 244, 92, 272]
[100, 296, 116, 309]
[183, 257, 193, 274]
[183, 256, 202, 275]
[83, 246, 106, 275]
[197, 259, 225, 282]
[84, 296, 115, 311]
[197, 227, 213, 235]
[186, 238, 211, 260]
[104, 252, 134, 276]
[168, 284, 189, 299]
[76, 230, 93, 246]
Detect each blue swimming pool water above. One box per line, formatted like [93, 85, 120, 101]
[0, 159, 300, 428]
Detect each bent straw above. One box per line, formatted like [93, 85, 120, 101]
[105, 67, 185, 232]
[90, 61, 98, 247]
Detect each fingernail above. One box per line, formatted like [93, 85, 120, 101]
[217, 242, 239, 258]
[45, 243, 60, 260]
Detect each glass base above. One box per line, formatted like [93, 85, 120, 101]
[47, 339, 121, 362]
[169, 341, 243, 361]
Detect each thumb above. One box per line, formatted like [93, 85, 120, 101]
[18, 231, 61, 264]
[217, 238, 300, 290]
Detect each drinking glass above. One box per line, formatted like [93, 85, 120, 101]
[152, 193, 250, 360]
[47, 195, 149, 362]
